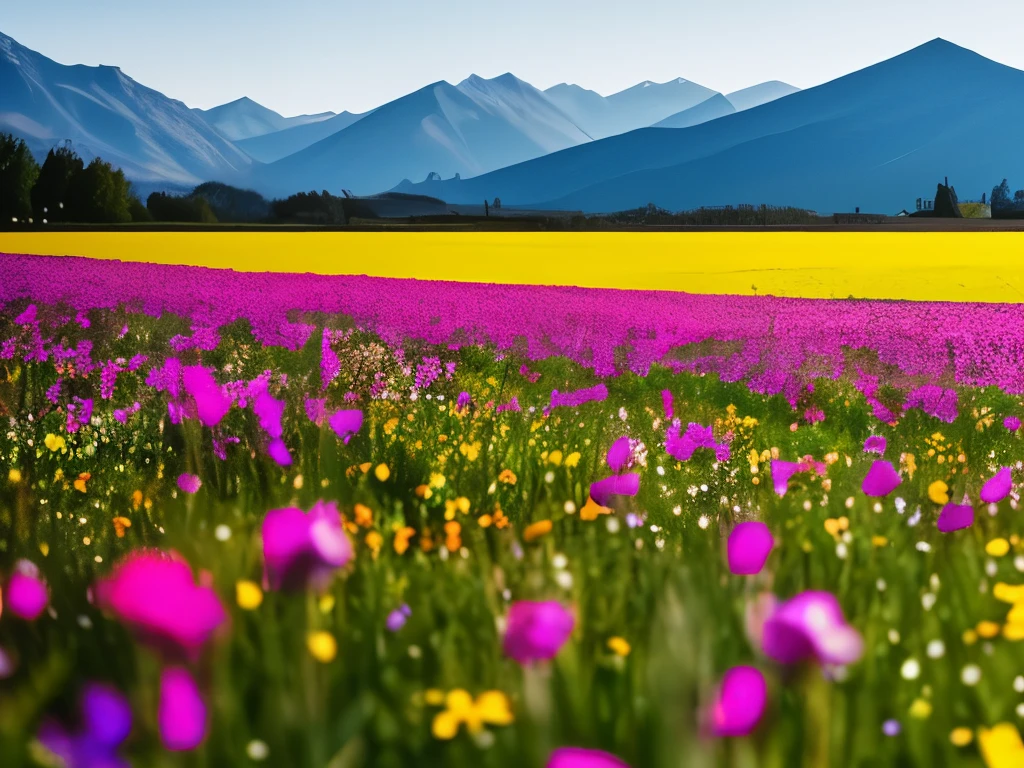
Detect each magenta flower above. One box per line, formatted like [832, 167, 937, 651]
[96, 551, 226, 658]
[709, 665, 767, 737]
[267, 437, 293, 466]
[666, 422, 730, 462]
[980, 467, 1012, 504]
[936, 502, 974, 533]
[262, 501, 352, 591]
[1005, 416, 1021, 432]
[769, 457, 826, 497]
[606, 436, 631, 471]
[329, 409, 363, 444]
[503, 601, 575, 664]
[863, 435, 886, 455]
[38, 682, 133, 768]
[305, 397, 327, 425]
[456, 391, 472, 412]
[177, 474, 202, 494]
[547, 747, 630, 768]
[158, 667, 207, 751]
[661, 390, 674, 420]
[67, 396, 93, 433]
[761, 591, 863, 666]
[861, 460, 901, 497]
[727, 522, 774, 575]
[6, 560, 48, 620]
[182, 366, 231, 427]
[253, 389, 285, 438]
[589, 473, 641, 507]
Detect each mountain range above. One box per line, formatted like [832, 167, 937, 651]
[192, 97, 336, 141]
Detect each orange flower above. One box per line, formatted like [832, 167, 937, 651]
[498, 469, 517, 485]
[112, 516, 132, 538]
[477, 514, 493, 528]
[365, 531, 384, 558]
[445, 521, 462, 552]
[493, 507, 510, 529]
[354, 503, 374, 528]
[421, 529, 435, 553]
[580, 497, 612, 521]
[131, 490, 143, 510]
[523, 520, 552, 543]
[394, 526, 416, 555]
[73, 472, 91, 493]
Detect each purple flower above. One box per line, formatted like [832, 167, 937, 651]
[503, 601, 574, 664]
[159, 667, 207, 751]
[38, 682, 133, 768]
[456, 391, 472, 412]
[253, 389, 285, 439]
[769, 457, 825, 497]
[67, 396, 93, 433]
[589, 473, 640, 507]
[547, 747, 630, 768]
[305, 398, 327, 425]
[113, 402, 141, 424]
[936, 502, 974, 533]
[182, 366, 231, 428]
[709, 666, 767, 737]
[96, 551, 226, 659]
[262, 501, 352, 591]
[882, 719, 901, 737]
[606, 436, 631, 472]
[761, 591, 863, 666]
[1005, 416, 1022, 432]
[386, 604, 411, 632]
[177, 474, 202, 494]
[727, 522, 774, 575]
[980, 467, 1012, 504]
[267, 438, 293, 466]
[497, 397, 521, 413]
[548, 384, 608, 411]
[665, 422, 729, 462]
[329, 409, 363, 444]
[661, 390, 674, 420]
[862, 460, 901, 497]
[863, 435, 887, 455]
[905, 385, 958, 423]
[6, 560, 48, 620]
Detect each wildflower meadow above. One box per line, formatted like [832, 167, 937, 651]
[1, 253, 1023, 768]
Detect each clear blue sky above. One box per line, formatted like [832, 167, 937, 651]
[5, 0, 1024, 116]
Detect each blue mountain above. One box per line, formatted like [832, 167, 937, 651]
[194, 96, 335, 141]
[396, 39, 1022, 214]
[235, 110, 369, 163]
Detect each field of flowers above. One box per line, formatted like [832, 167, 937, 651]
[1, 252, 1024, 768]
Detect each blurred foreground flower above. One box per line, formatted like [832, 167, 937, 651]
[38, 682, 132, 768]
[978, 723, 1024, 768]
[589, 473, 640, 507]
[159, 667, 207, 751]
[431, 689, 513, 739]
[761, 591, 863, 666]
[547, 747, 630, 767]
[862, 460, 901, 497]
[503, 601, 574, 663]
[6, 560, 48, 620]
[937, 503, 974, 533]
[176, 474, 202, 494]
[262, 501, 352, 591]
[708, 665, 767, 737]
[727, 522, 774, 575]
[981, 467, 1013, 504]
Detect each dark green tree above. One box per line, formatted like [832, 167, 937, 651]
[991, 179, 1012, 207]
[1014, 189, 1024, 205]
[128, 195, 153, 222]
[31, 143, 84, 222]
[146, 192, 218, 223]
[0, 133, 40, 222]
[66, 158, 132, 223]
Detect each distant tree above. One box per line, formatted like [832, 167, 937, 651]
[32, 143, 84, 222]
[992, 179, 1012, 207]
[66, 158, 132, 223]
[128, 195, 152, 223]
[0, 133, 40, 222]
[1015, 189, 1024, 205]
[271, 190, 345, 224]
[146, 192, 218, 223]
[191, 182, 269, 222]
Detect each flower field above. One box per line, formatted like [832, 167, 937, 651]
[1, 252, 1024, 767]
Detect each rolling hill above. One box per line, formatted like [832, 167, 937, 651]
[0, 31, 253, 186]
[396, 39, 1024, 215]
[725, 81, 800, 112]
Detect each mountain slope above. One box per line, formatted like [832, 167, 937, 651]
[652, 93, 736, 128]
[396, 39, 1022, 214]
[725, 81, 800, 111]
[0, 31, 253, 185]
[252, 73, 591, 196]
[194, 96, 335, 141]
[235, 110, 368, 163]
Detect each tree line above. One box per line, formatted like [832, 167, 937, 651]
[991, 179, 1024, 208]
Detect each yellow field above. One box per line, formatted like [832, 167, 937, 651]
[2, 231, 1023, 303]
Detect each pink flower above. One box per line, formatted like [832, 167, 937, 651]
[261, 501, 352, 591]
[709, 666, 767, 737]
[761, 591, 863, 666]
[177, 474, 202, 494]
[329, 409, 363, 444]
[861, 460, 901, 497]
[1005, 416, 1021, 432]
[588, 473, 641, 507]
[863, 435, 886, 455]
[727, 522, 774, 575]
[980, 467, 1012, 504]
[503, 601, 574, 664]
[96, 551, 226, 658]
[547, 747, 630, 768]
[158, 667, 207, 751]
[606, 436, 631, 472]
[769, 457, 826, 497]
[182, 366, 231, 428]
[6, 560, 48, 620]
[936, 503, 974, 533]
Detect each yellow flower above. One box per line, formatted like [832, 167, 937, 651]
[580, 497, 612, 521]
[871, 535, 888, 548]
[1008, 603, 1024, 624]
[977, 621, 1001, 638]
[928, 480, 949, 505]
[112, 516, 132, 538]
[607, 637, 631, 656]
[523, 520, 552, 543]
[359, 462, 372, 474]
[498, 469, 517, 485]
[459, 441, 481, 461]
[307, 631, 337, 663]
[903, 453, 917, 479]
[430, 689, 513, 740]
[424, 689, 446, 706]
[908, 698, 932, 719]
[415, 484, 433, 499]
[44, 433, 66, 452]
[950, 727, 974, 747]
[548, 450, 563, 466]
[7, 468, 22, 484]
[374, 463, 390, 482]
[824, 518, 841, 537]
[73, 472, 90, 493]
[319, 594, 335, 614]
[564, 452, 581, 468]
[365, 531, 384, 557]
[429, 472, 446, 489]
[978, 723, 1024, 768]
[354, 503, 374, 528]
[394, 526, 416, 555]
[994, 583, 1024, 604]
[477, 514, 493, 528]
[236, 580, 264, 610]
[962, 629, 978, 645]
[987, 539, 1011, 558]
[1003, 622, 1024, 641]
[383, 417, 400, 435]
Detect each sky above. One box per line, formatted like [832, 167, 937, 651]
[5, 0, 1024, 116]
